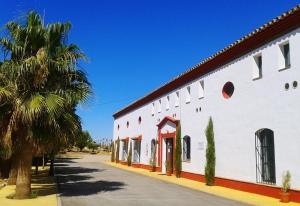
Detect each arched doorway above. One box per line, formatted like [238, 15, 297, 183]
[255, 128, 276, 184]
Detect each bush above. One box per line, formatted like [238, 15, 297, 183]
[282, 170, 291, 193]
[116, 138, 120, 163]
[174, 122, 182, 177]
[127, 140, 132, 166]
[111, 141, 115, 162]
[205, 117, 215, 186]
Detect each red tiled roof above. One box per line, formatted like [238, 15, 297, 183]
[113, 4, 300, 119]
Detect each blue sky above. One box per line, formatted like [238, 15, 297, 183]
[0, 0, 299, 142]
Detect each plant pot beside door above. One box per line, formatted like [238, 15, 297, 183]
[166, 160, 172, 176]
[280, 170, 291, 203]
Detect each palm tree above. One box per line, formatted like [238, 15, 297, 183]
[0, 11, 91, 198]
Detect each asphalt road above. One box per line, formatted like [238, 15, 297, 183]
[55, 154, 250, 206]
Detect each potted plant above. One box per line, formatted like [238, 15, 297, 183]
[165, 160, 172, 176]
[280, 170, 291, 203]
[149, 158, 156, 172]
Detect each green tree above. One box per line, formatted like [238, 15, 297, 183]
[88, 141, 98, 152]
[76, 131, 93, 151]
[205, 117, 216, 186]
[127, 140, 132, 166]
[0, 11, 91, 198]
[116, 138, 120, 163]
[174, 122, 182, 177]
[111, 141, 115, 162]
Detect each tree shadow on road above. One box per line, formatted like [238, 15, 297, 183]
[55, 158, 126, 196]
[58, 180, 126, 196]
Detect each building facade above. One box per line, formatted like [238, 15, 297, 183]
[113, 5, 300, 202]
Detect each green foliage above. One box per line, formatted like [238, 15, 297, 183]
[75, 131, 92, 151]
[166, 160, 172, 172]
[111, 141, 115, 162]
[116, 138, 120, 162]
[205, 117, 216, 186]
[174, 122, 182, 177]
[127, 140, 132, 166]
[282, 170, 291, 193]
[149, 140, 157, 168]
[88, 141, 98, 152]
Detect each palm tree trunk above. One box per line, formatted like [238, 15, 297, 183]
[8, 155, 18, 185]
[0, 158, 10, 179]
[15, 138, 33, 199]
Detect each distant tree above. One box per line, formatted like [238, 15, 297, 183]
[75, 131, 93, 151]
[205, 117, 216, 186]
[88, 141, 98, 152]
[111, 141, 115, 162]
[116, 138, 120, 163]
[174, 122, 182, 177]
[127, 140, 132, 166]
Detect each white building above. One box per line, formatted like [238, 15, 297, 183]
[113, 5, 300, 202]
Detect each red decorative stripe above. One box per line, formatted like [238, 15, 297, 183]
[116, 162, 300, 203]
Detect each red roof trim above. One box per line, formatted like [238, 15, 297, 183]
[157, 116, 179, 129]
[113, 5, 300, 119]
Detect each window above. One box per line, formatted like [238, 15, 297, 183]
[279, 42, 291, 70]
[222, 82, 234, 99]
[255, 129, 276, 184]
[198, 80, 204, 99]
[175, 91, 180, 107]
[138, 116, 142, 124]
[166, 96, 170, 110]
[126, 121, 129, 128]
[122, 140, 128, 161]
[158, 99, 162, 113]
[150, 139, 156, 160]
[253, 54, 262, 79]
[186, 86, 191, 103]
[133, 140, 141, 163]
[117, 124, 120, 130]
[151, 102, 155, 116]
[183, 136, 191, 161]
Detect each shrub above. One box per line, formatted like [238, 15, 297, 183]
[111, 141, 115, 162]
[174, 122, 182, 177]
[127, 140, 132, 166]
[282, 170, 291, 193]
[205, 117, 215, 186]
[116, 138, 120, 163]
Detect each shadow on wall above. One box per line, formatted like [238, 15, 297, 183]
[55, 157, 126, 196]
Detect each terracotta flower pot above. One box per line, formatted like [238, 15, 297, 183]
[166, 170, 172, 176]
[150, 166, 155, 172]
[280, 192, 290, 203]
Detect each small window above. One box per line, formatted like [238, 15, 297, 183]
[151, 102, 155, 116]
[126, 121, 129, 128]
[186, 86, 191, 103]
[158, 99, 162, 113]
[183, 136, 191, 161]
[198, 80, 204, 99]
[166, 96, 170, 110]
[279, 42, 291, 70]
[222, 82, 234, 99]
[175, 91, 180, 107]
[138, 116, 142, 124]
[253, 54, 262, 79]
[117, 124, 120, 130]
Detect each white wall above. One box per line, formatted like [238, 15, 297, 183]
[113, 28, 300, 190]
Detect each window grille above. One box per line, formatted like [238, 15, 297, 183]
[255, 129, 276, 184]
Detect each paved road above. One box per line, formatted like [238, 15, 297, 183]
[55, 154, 250, 206]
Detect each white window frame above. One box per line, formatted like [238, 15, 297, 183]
[151, 102, 155, 116]
[166, 96, 170, 110]
[186, 86, 191, 103]
[175, 91, 180, 107]
[279, 41, 291, 71]
[253, 54, 262, 80]
[198, 80, 204, 99]
[158, 99, 162, 113]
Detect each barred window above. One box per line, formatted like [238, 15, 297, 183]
[183, 136, 191, 161]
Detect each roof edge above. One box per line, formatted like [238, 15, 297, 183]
[113, 4, 300, 119]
